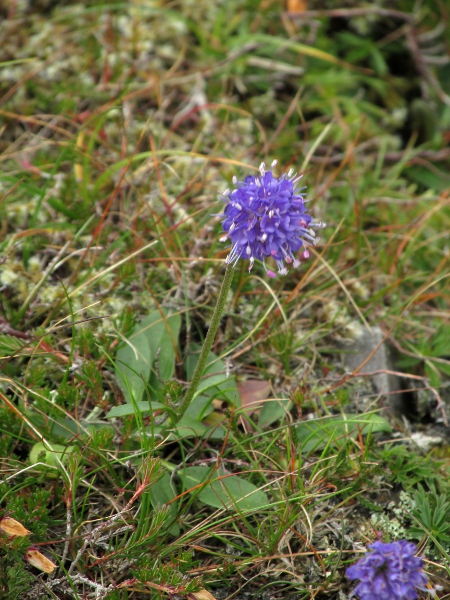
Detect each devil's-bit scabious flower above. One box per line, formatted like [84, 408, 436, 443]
[346, 540, 429, 600]
[219, 161, 325, 277]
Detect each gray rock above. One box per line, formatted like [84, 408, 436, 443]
[339, 326, 405, 413]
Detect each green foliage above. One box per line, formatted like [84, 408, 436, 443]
[410, 484, 450, 544]
[114, 308, 182, 404]
[0, 335, 24, 356]
[295, 412, 391, 455]
[180, 466, 269, 512]
[149, 471, 180, 536]
[0, 559, 34, 600]
[397, 323, 450, 387]
[380, 444, 444, 489]
[106, 400, 166, 419]
[132, 551, 202, 593]
[259, 398, 292, 428]
[1, 488, 52, 538]
[1, 0, 450, 597]
[28, 441, 76, 469]
[184, 345, 240, 416]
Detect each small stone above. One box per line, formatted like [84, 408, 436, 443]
[339, 326, 404, 413]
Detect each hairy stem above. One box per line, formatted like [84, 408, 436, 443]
[176, 264, 234, 422]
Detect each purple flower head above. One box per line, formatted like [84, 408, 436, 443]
[346, 540, 428, 600]
[219, 161, 325, 277]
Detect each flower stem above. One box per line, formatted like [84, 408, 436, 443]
[176, 264, 234, 422]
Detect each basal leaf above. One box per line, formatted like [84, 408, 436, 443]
[180, 466, 268, 512]
[106, 400, 166, 419]
[193, 373, 234, 399]
[149, 471, 180, 536]
[115, 327, 152, 404]
[115, 309, 180, 403]
[296, 412, 391, 454]
[143, 309, 181, 384]
[29, 441, 76, 467]
[259, 398, 292, 427]
[167, 415, 208, 439]
[186, 346, 240, 405]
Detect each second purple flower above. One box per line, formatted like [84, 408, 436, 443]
[346, 539, 429, 600]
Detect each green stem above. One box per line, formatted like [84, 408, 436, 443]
[176, 264, 234, 422]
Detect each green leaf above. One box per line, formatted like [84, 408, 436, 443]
[27, 412, 86, 441]
[115, 325, 153, 404]
[437, 362, 450, 377]
[115, 309, 181, 403]
[430, 325, 450, 358]
[193, 373, 234, 399]
[29, 442, 75, 467]
[149, 471, 180, 536]
[105, 401, 166, 419]
[186, 346, 240, 406]
[259, 398, 292, 427]
[369, 47, 388, 77]
[145, 310, 181, 385]
[168, 415, 208, 439]
[166, 415, 227, 441]
[183, 394, 215, 421]
[425, 362, 442, 388]
[180, 466, 269, 512]
[404, 166, 450, 192]
[0, 334, 25, 355]
[295, 412, 391, 454]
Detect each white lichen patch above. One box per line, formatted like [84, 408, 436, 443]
[28, 256, 42, 275]
[316, 300, 364, 342]
[346, 278, 370, 301]
[409, 431, 443, 452]
[40, 285, 65, 305]
[0, 262, 22, 287]
[370, 512, 407, 539]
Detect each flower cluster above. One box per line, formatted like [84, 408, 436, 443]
[346, 540, 428, 600]
[219, 161, 324, 277]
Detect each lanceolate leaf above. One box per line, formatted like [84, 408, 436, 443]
[186, 346, 240, 407]
[149, 471, 180, 536]
[259, 398, 292, 427]
[145, 310, 181, 384]
[106, 400, 166, 419]
[180, 466, 269, 512]
[115, 326, 152, 404]
[115, 309, 181, 403]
